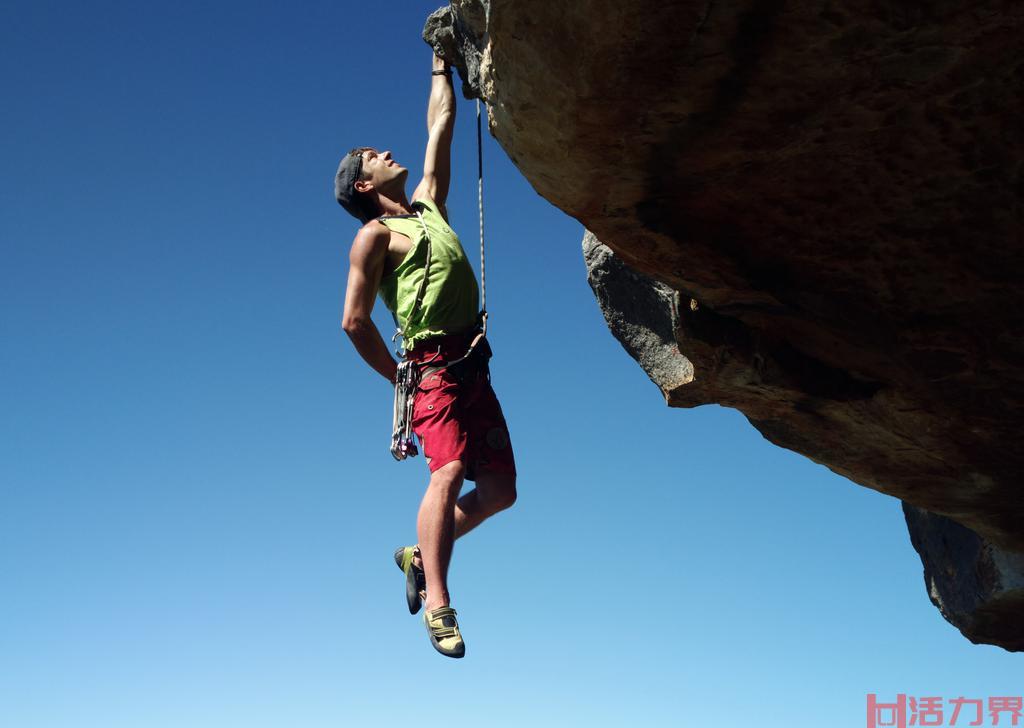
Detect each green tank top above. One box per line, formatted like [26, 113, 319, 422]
[377, 198, 479, 350]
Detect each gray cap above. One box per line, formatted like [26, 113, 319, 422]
[334, 150, 367, 221]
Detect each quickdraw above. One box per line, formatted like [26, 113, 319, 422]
[390, 359, 421, 460]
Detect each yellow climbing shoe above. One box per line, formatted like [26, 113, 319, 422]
[394, 546, 426, 614]
[423, 606, 465, 659]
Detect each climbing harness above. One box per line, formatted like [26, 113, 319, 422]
[388, 98, 490, 461]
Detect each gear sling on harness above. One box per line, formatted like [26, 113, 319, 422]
[390, 99, 490, 461]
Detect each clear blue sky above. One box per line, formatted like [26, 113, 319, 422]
[1, 2, 1018, 727]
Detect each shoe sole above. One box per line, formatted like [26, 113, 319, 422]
[428, 634, 465, 658]
[393, 547, 424, 615]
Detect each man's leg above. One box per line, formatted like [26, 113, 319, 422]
[412, 469, 517, 608]
[417, 460, 466, 612]
[412, 370, 517, 611]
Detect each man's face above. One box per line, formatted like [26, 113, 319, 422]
[356, 148, 407, 192]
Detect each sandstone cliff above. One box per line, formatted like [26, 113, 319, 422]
[424, 0, 1023, 650]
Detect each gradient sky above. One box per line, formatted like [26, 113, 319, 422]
[1, 2, 1018, 727]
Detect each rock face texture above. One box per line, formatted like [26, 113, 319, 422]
[583, 233, 695, 396]
[425, 1, 1024, 649]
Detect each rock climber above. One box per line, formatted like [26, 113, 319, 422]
[334, 52, 517, 659]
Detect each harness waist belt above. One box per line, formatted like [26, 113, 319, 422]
[406, 331, 478, 363]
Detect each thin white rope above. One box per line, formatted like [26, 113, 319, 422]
[476, 98, 487, 332]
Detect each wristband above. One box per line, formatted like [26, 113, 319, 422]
[432, 68, 451, 76]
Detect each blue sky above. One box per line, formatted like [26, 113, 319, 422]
[1, 2, 1018, 727]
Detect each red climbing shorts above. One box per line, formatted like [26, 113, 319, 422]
[406, 334, 516, 481]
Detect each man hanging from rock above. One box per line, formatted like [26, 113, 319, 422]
[334, 52, 517, 659]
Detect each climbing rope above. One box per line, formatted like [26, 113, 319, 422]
[388, 96, 491, 462]
[391, 102, 487, 352]
[476, 98, 488, 336]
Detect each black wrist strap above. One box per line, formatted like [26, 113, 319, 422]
[432, 69, 451, 76]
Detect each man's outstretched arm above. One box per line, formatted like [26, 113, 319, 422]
[412, 54, 455, 216]
[342, 223, 398, 383]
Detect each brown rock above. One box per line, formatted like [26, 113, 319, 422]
[426, 1, 1024, 648]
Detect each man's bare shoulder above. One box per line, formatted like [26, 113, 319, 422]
[349, 220, 390, 263]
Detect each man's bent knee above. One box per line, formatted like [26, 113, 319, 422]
[492, 486, 516, 512]
[480, 472, 517, 513]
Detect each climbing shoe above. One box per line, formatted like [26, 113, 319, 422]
[393, 546, 426, 614]
[423, 606, 465, 659]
